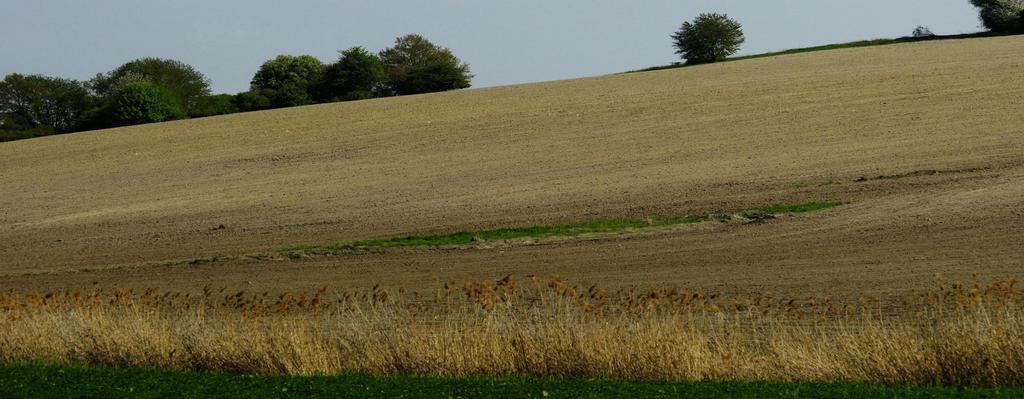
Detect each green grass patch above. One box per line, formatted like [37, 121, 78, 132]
[282, 215, 705, 252]
[282, 201, 845, 253]
[1, 363, 1021, 399]
[757, 201, 844, 214]
[628, 32, 1002, 74]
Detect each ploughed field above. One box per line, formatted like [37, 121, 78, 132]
[1, 36, 1022, 301]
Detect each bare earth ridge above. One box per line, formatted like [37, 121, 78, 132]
[1, 36, 1022, 300]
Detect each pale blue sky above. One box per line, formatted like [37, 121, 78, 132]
[0, 0, 983, 93]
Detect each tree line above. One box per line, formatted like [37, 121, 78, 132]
[0, 34, 471, 142]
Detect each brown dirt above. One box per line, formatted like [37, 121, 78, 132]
[1, 36, 1023, 301]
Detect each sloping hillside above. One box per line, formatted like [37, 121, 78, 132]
[1, 36, 1022, 298]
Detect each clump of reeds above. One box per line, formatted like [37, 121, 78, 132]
[0, 275, 1021, 387]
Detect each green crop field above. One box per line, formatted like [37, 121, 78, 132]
[2, 364, 1021, 399]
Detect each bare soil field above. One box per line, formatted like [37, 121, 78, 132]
[1, 36, 1022, 300]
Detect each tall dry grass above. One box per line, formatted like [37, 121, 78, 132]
[1, 276, 1022, 386]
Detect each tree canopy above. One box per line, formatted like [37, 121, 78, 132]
[671, 13, 745, 65]
[970, 0, 1024, 32]
[90, 58, 210, 112]
[0, 74, 91, 134]
[315, 47, 388, 102]
[104, 81, 185, 126]
[379, 34, 472, 95]
[250, 55, 325, 107]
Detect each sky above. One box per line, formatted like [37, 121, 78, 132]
[0, 0, 984, 94]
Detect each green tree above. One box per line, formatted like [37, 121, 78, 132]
[315, 47, 388, 102]
[379, 34, 472, 95]
[970, 0, 1024, 32]
[250, 55, 324, 107]
[105, 82, 185, 126]
[671, 13, 745, 65]
[0, 73, 92, 134]
[190, 94, 239, 118]
[90, 58, 210, 112]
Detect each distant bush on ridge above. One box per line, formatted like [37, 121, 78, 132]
[90, 58, 211, 114]
[190, 94, 239, 118]
[250, 55, 325, 108]
[672, 13, 745, 65]
[315, 47, 388, 102]
[104, 81, 185, 126]
[912, 26, 936, 38]
[379, 34, 473, 95]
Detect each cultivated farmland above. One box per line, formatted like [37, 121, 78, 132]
[1, 36, 1022, 303]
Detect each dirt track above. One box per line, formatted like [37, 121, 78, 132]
[1, 36, 1022, 299]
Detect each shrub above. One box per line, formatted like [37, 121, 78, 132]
[0, 127, 54, 142]
[0, 112, 55, 142]
[912, 26, 936, 38]
[379, 34, 472, 95]
[232, 90, 273, 112]
[315, 47, 388, 102]
[671, 13, 745, 65]
[190, 94, 239, 118]
[105, 82, 185, 126]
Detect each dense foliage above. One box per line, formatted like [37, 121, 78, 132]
[232, 90, 273, 112]
[250, 55, 324, 107]
[0, 74, 91, 140]
[190, 94, 239, 118]
[379, 34, 473, 95]
[315, 47, 388, 102]
[90, 58, 211, 112]
[104, 82, 185, 126]
[672, 13, 746, 65]
[970, 0, 1024, 32]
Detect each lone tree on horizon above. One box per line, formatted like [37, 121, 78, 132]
[672, 13, 745, 65]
